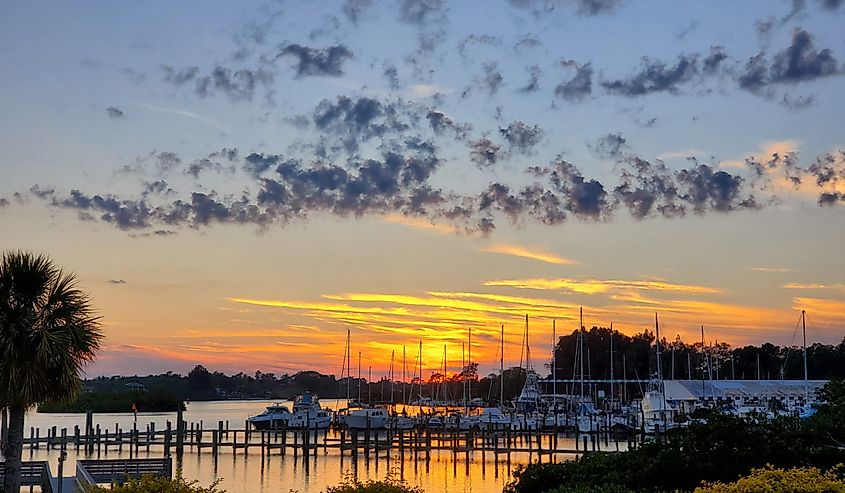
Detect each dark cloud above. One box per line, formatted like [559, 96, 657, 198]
[499, 121, 543, 154]
[676, 161, 759, 213]
[160, 65, 199, 85]
[702, 46, 728, 74]
[194, 66, 274, 101]
[548, 160, 611, 219]
[602, 55, 699, 96]
[399, 0, 443, 25]
[613, 157, 758, 218]
[577, 0, 621, 16]
[143, 180, 171, 195]
[311, 96, 411, 152]
[820, 0, 844, 9]
[469, 139, 504, 167]
[426, 110, 470, 139]
[29, 185, 55, 199]
[806, 150, 845, 186]
[458, 34, 501, 58]
[277, 44, 353, 77]
[738, 28, 842, 94]
[613, 158, 684, 219]
[244, 153, 281, 178]
[342, 0, 373, 24]
[818, 192, 844, 206]
[481, 62, 504, 94]
[108, 279, 127, 285]
[106, 106, 125, 119]
[383, 63, 400, 89]
[53, 190, 152, 230]
[520, 65, 541, 92]
[591, 132, 627, 159]
[769, 28, 840, 83]
[556, 61, 593, 102]
[155, 152, 181, 174]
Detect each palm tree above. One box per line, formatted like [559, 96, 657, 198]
[0, 251, 102, 493]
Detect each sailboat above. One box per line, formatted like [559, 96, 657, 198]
[573, 308, 600, 434]
[513, 315, 542, 430]
[640, 313, 678, 434]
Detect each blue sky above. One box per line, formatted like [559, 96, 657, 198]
[1, 0, 844, 376]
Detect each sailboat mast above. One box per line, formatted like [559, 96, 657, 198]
[655, 313, 662, 381]
[579, 307, 585, 398]
[500, 324, 504, 409]
[609, 322, 614, 408]
[552, 320, 557, 400]
[802, 309, 808, 399]
[346, 329, 351, 403]
[358, 351, 362, 403]
[390, 350, 395, 404]
[525, 314, 531, 371]
[468, 327, 472, 407]
[403, 346, 407, 405]
[462, 341, 466, 410]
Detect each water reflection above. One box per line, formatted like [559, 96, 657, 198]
[12, 400, 629, 493]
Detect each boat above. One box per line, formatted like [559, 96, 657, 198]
[287, 392, 331, 429]
[247, 403, 293, 430]
[391, 414, 416, 430]
[338, 407, 390, 429]
[459, 407, 512, 431]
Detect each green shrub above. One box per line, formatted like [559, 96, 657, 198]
[323, 473, 421, 493]
[695, 465, 845, 493]
[86, 476, 223, 493]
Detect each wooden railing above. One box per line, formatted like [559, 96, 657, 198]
[0, 460, 53, 492]
[76, 458, 171, 484]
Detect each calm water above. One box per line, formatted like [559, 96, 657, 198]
[8, 400, 626, 493]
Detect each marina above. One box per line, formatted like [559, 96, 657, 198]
[8, 400, 636, 493]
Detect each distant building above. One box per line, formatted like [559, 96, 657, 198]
[125, 382, 147, 392]
[662, 379, 826, 413]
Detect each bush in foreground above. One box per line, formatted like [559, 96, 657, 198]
[323, 473, 421, 493]
[87, 476, 223, 493]
[694, 465, 845, 493]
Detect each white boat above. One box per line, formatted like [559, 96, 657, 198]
[459, 407, 512, 431]
[543, 413, 570, 429]
[576, 400, 601, 433]
[339, 408, 390, 429]
[391, 415, 416, 430]
[286, 392, 332, 429]
[510, 412, 541, 431]
[247, 404, 293, 430]
[514, 371, 544, 413]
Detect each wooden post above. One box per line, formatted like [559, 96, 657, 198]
[243, 420, 250, 454]
[176, 408, 184, 457]
[165, 421, 172, 457]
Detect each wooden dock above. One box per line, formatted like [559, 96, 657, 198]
[19, 413, 637, 467]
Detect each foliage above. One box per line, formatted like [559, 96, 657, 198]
[86, 476, 223, 493]
[0, 250, 103, 492]
[38, 387, 185, 413]
[505, 411, 845, 493]
[694, 465, 845, 493]
[322, 473, 422, 493]
[0, 251, 103, 406]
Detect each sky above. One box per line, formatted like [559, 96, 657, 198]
[1, 0, 844, 379]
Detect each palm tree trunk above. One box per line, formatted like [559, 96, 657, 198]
[1, 404, 25, 493]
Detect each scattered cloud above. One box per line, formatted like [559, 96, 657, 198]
[106, 106, 125, 119]
[479, 243, 577, 265]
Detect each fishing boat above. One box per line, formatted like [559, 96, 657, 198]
[287, 392, 331, 429]
[247, 403, 293, 430]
